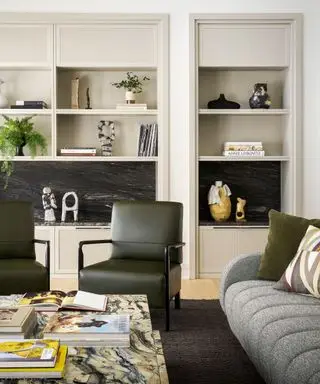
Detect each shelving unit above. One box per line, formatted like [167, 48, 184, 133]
[0, 13, 169, 199]
[190, 13, 302, 278]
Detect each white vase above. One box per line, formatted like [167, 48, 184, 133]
[125, 91, 135, 104]
[0, 83, 8, 109]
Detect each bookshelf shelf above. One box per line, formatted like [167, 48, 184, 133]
[56, 156, 158, 162]
[199, 109, 289, 115]
[199, 156, 290, 162]
[0, 109, 52, 116]
[56, 109, 158, 116]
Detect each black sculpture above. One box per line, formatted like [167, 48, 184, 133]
[207, 94, 240, 109]
[249, 83, 271, 109]
[85, 87, 92, 109]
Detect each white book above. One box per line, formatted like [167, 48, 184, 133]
[223, 150, 265, 157]
[60, 148, 96, 154]
[116, 103, 147, 110]
[224, 141, 262, 145]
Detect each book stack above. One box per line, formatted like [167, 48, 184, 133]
[138, 123, 158, 156]
[0, 339, 67, 379]
[116, 103, 147, 111]
[43, 313, 130, 347]
[0, 307, 37, 340]
[11, 100, 48, 109]
[60, 147, 97, 156]
[223, 141, 265, 157]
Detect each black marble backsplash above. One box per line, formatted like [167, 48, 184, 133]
[199, 161, 281, 223]
[0, 162, 155, 222]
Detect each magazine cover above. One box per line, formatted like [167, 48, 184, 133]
[19, 291, 67, 307]
[0, 339, 59, 362]
[44, 313, 130, 334]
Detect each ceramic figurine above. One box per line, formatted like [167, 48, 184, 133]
[0, 79, 8, 109]
[97, 120, 116, 156]
[85, 87, 92, 109]
[61, 191, 79, 222]
[235, 197, 246, 221]
[208, 181, 232, 221]
[249, 83, 271, 109]
[42, 186, 57, 222]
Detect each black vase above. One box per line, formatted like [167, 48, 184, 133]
[207, 94, 240, 109]
[16, 135, 26, 156]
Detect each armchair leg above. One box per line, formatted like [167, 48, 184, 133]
[174, 292, 181, 309]
[165, 294, 170, 331]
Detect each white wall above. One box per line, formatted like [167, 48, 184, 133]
[1, 0, 319, 278]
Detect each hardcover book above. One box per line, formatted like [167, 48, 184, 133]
[18, 290, 107, 312]
[43, 313, 130, 347]
[0, 339, 59, 368]
[0, 307, 36, 333]
[0, 345, 67, 378]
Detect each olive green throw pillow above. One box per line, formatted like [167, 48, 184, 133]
[257, 210, 320, 281]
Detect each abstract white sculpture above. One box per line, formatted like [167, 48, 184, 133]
[61, 191, 79, 222]
[42, 186, 57, 222]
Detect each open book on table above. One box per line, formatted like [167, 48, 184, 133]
[18, 290, 107, 312]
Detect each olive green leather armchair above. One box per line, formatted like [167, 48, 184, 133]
[0, 201, 50, 295]
[78, 200, 185, 331]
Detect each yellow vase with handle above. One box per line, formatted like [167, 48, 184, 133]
[208, 181, 232, 222]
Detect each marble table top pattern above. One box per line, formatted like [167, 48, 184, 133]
[0, 294, 168, 384]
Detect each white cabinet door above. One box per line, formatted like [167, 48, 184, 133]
[34, 226, 54, 270]
[55, 227, 111, 276]
[237, 228, 269, 255]
[199, 24, 289, 67]
[199, 227, 237, 276]
[56, 24, 158, 67]
[0, 24, 53, 67]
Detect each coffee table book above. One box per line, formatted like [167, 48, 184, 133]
[0, 307, 36, 333]
[0, 345, 67, 379]
[0, 339, 59, 368]
[18, 290, 107, 312]
[43, 313, 130, 347]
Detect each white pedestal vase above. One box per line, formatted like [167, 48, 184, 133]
[125, 91, 135, 104]
[0, 80, 8, 109]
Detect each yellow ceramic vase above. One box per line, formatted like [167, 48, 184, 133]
[209, 186, 232, 222]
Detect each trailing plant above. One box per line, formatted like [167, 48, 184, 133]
[0, 115, 47, 189]
[111, 72, 150, 93]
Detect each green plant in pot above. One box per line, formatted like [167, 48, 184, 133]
[111, 71, 150, 104]
[0, 115, 47, 189]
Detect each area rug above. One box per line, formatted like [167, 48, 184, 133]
[151, 300, 265, 384]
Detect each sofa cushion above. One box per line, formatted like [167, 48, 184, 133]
[225, 280, 320, 384]
[257, 209, 320, 281]
[274, 225, 320, 296]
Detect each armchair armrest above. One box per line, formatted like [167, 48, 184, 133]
[164, 241, 186, 280]
[33, 239, 50, 275]
[78, 239, 113, 272]
[219, 252, 262, 313]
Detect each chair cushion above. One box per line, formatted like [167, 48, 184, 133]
[0, 259, 49, 295]
[79, 259, 181, 308]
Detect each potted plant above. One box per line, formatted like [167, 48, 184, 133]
[111, 72, 150, 104]
[0, 115, 47, 188]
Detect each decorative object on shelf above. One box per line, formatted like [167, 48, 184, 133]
[207, 94, 240, 109]
[208, 180, 232, 221]
[85, 87, 92, 109]
[97, 120, 116, 156]
[137, 123, 158, 156]
[249, 83, 271, 109]
[12, 100, 48, 110]
[42, 186, 57, 222]
[61, 191, 79, 222]
[223, 141, 265, 157]
[111, 72, 150, 104]
[71, 77, 80, 109]
[235, 197, 247, 221]
[0, 115, 47, 189]
[0, 79, 8, 109]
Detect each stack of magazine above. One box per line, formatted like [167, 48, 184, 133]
[43, 313, 130, 347]
[0, 307, 37, 340]
[223, 141, 265, 157]
[0, 339, 67, 379]
[137, 123, 158, 156]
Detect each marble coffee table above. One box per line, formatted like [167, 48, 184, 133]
[0, 294, 168, 384]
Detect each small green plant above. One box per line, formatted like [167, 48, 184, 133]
[111, 72, 150, 93]
[0, 115, 47, 189]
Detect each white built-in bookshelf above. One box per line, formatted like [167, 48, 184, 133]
[0, 13, 169, 199]
[189, 14, 302, 278]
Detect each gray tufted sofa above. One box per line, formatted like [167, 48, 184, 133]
[220, 252, 320, 384]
